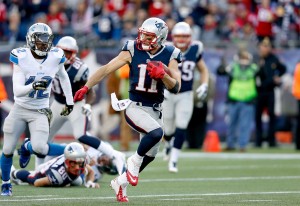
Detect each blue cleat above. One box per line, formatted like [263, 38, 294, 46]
[1, 183, 12, 196]
[18, 138, 31, 168]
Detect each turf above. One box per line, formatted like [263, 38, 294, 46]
[1, 145, 300, 206]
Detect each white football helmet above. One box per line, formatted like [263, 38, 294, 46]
[64, 142, 87, 175]
[26, 23, 54, 57]
[171, 22, 192, 50]
[56, 36, 79, 64]
[137, 17, 168, 51]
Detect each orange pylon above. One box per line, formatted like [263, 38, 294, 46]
[202, 130, 221, 152]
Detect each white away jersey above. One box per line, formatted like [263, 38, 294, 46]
[10, 47, 66, 109]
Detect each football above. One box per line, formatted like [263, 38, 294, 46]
[148, 61, 171, 76]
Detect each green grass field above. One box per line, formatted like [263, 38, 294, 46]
[1, 144, 300, 206]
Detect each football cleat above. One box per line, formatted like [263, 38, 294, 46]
[112, 151, 126, 175]
[1, 183, 12, 196]
[168, 161, 178, 173]
[126, 156, 141, 186]
[18, 138, 31, 168]
[110, 178, 129, 202]
[10, 167, 21, 186]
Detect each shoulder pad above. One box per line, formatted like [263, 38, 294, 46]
[10, 47, 28, 64]
[170, 46, 182, 63]
[192, 40, 204, 56]
[50, 47, 66, 64]
[122, 40, 135, 56]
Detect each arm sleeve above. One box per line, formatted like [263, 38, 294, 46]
[57, 63, 74, 105]
[12, 64, 34, 97]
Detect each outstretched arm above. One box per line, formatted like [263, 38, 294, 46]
[85, 51, 131, 89]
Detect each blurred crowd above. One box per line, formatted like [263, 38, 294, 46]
[0, 0, 299, 48]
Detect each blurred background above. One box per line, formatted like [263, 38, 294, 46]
[0, 0, 300, 152]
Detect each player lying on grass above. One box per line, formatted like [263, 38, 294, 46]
[11, 142, 99, 188]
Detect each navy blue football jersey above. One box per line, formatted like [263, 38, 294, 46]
[178, 41, 203, 93]
[122, 40, 182, 104]
[37, 155, 83, 187]
[52, 57, 89, 104]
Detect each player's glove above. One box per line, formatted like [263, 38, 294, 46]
[32, 80, 48, 90]
[196, 83, 208, 101]
[82, 104, 92, 121]
[60, 104, 74, 116]
[146, 61, 166, 80]
[74, 86, 89, 102]
[85, 180, 100, 188]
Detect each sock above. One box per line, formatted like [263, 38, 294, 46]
[15, 170, 30, 183]
[98, 141, 114, 159]
[169, 147, 180, 165]
[1, 154, 13, 182]
[164, 133, 174, 142]
[25, 142, 33, 154]
[137, 128, 163, 156]
[78, 135, 101, 149]
[47, 143, 65, 156]
[139, 155, 155, 173]
[173, 128, 186, 150]
[132, 152, 144, 164]
[117, 172, 128, 185]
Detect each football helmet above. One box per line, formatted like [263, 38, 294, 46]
[56, 36, 79, 64]
[64, 142, 87, 175]
[137, 17, 168, 51]
[171, 22, 192, 50]
[26, 23, 54, 57]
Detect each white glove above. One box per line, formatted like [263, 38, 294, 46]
[85, 180, 99, 188]
[82, 104, 92, 121]
[196, 83, 208, 101]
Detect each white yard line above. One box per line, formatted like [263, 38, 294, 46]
[140, 176, 300, 183]
[0, 191, 299, 202]
[122, 151, 300, 160]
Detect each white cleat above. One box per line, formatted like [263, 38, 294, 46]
[126, 155, 141, 186]
[110, 178, 129, 202]
[168, 161, 178, 173]
[112, 151, 126, 175]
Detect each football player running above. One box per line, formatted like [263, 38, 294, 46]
[11, 142, 99, 188]
[163, 22, 209, 173]
[28, 36, 126, 176]
[1, 23, 74, 196]
[73, 17, 182, 202]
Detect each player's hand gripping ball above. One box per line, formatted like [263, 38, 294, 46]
[146, 61, 170, 80]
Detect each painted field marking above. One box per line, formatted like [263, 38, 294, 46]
[0, 191, 300, 202]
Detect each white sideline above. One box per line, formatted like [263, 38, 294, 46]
[0, 191, 300, 202]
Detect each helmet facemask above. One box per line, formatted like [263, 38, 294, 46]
[65, 159, 86, 176]
[136, 17, 168, 51]
[172, 34, 191, 50]
[137, 29, 159, 51]
[27, 32, 54, 57]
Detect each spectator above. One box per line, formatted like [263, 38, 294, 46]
[217, 48, 258, 152]
[254, 37, 286, 147]
[255, 0, 276, 43]
[46, 1, 68, 43]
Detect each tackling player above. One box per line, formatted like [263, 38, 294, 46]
[73, 17, 182, 202]
[11, 142, 99, 188]
[162, 22, 209, 173]
[1, 23, 74, 196]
